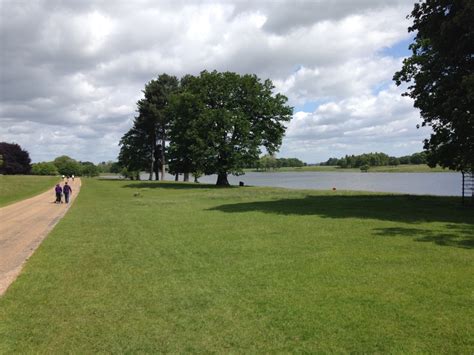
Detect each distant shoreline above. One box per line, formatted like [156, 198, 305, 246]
[246, 164, 453, 173]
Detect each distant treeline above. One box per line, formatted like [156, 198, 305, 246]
[0, 142, 115, 177]
[250, 155, 305, 171]
[321, 152, 427, 168]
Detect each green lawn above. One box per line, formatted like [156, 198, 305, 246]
[251, 164, 452, 173]
[0, 175, 59, 207]
[1, 179, 473, 352]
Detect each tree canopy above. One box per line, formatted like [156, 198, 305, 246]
[321, 152, 428, 168]
[119, 74, 179, 180]
[53, 155, 82, 176]
[393, 0, 474, 173]
[0, 142, 31, 174]
[168, 71, 293, 185]
[119, 71, 293, 185]
[31, 162, 58, 175]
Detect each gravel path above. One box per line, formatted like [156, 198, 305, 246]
[0, 178, 81, 295]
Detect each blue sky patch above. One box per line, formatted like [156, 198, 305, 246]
[294, 99, 330, 113]
[380, 37, 413, 58]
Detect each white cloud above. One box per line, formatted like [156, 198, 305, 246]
[0, 0, 422, 163]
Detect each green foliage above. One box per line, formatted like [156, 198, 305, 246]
[0, 180, 472, 352]
[53, 156, 82, 176]
[118, 127, 151, 173]
[360, 164, 370, 172]
[169, 71, 292, 185]
[31, 162, 58, 175]
[110, 162, 122, 174]
[0, 142, 31, 175]
[119, 74, 179, 180]
[254, 156, 306, 170]
[167, 88, 203, 177]
[120, 168, 140, 180]
[80, 161, 100, 177]
[257, 155, 278, 171]
[393, 0, 474, 173]
[276, 157, 305, 168]
[97, 161, 118, 173]
[121, 71, 292, 185]
[323, 152, 427, 168]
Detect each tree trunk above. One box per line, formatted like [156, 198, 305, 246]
[149, 143, 155, 180]
[154, 156, 160, 181]
[216, 172, 230, 186]
[175, 173, 179, 181]
[184, 172, 189, 182]
[161, 137, 166, 180]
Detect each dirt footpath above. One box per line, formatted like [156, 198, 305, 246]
[0, 178, 81, 295]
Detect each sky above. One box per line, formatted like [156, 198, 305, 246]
[0, 0, 429, 164]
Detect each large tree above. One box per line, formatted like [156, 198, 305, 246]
[171, 71, 293, 186]
[0, 142, 31, 174]
[167, 76, 204, 182]
[393, 0, 474, 173]
[53, 155, 82, 176]
[134, 74, 179, 180]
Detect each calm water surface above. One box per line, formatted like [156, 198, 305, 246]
[198, 172, 462, 196]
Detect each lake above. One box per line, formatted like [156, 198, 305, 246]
[197, 172, 462, 196]
[127, 171, 462, 196]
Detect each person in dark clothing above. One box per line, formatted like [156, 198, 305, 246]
[63, 182, 72, 203]
[55, 184, 62, 204]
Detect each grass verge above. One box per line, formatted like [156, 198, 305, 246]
[0, 179, 472, 352]
[0, 175, 59, 207]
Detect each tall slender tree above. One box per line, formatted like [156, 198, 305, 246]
[119, 74, 179, 180]
[168, 91, 203, 181]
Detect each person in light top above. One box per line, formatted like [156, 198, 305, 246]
[63, 182, 72, 204]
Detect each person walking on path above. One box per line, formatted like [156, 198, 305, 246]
[54, 184, 62, 204]
[63, 182, 72, 204]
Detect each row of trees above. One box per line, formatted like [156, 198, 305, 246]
[253, 155, 305, 171]
[321, 152, 428, 169]
[118, 71, 293, 185]
[32, 156, 101, 177]
[97, 161, 122, 174]
[0, 143, 102, 177]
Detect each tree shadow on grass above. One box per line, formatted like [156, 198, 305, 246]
[210, 194, 473, 249]
[122, 181, 238, 190]
[373, 225, 474, 249]
[209, 194, 473, 225]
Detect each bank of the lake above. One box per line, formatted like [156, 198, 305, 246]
[117, 169, 461, 197]
[1, 179, 472, 353]
[248, 164, 451, 173]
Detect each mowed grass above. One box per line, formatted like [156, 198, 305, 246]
[251, 164, 452, 173]
[0, 175, 59, 207]
[0, 179, 473, 352]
